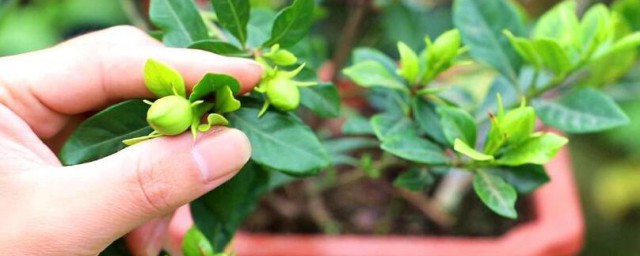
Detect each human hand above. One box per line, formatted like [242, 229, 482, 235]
[0, 26, 262, 255]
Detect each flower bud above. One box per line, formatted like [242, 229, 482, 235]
[147, 95, 194, 135]
[266, 77, 300, 111]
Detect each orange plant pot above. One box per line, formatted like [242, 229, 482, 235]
[232, 148, 584, 256]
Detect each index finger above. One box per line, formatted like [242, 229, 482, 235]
[0, 27, 262, 138]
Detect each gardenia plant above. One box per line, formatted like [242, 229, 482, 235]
[56, 0, 640, 255]
[342, 0, 638, 220]
[59, 0, 339, 255]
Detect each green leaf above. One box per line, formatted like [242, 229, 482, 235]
[593, 32, 640, 61]
[215, 85, 241, 113]
[342, 114, 374, 135]
[381, 134, 449, 165]
[191, 162, 269, 251]
[343, 61, 407, 91]
[144, 59, 186, 98]
[198, 113, 229, 132]
[437, 106, 476, 146]
[412, 97, 447, 145]
[299, 83, 340, 118]
[454, 139, 493, 161]
[504, 30, 541, 67]
[59, 101, 151, 165]
[489, 165, 549, 194]
[182, 226, 215, 256]
[211, 0, 250, 46]
[263, 0, 314, 47]
[473, 169, 518, 219]
[499, 106, 536, 146]
[496, 133, 568, 166]
[149, 0, 209, 47]
[579, 4, 612, 58]
[228, 106, 330, 175]
[246, 9, 276, 49]
[323, 137, 378, 166]
[454, 0, 524, 83]
[189, 73, 241, 102]
[370, 113, 418, 141]
[188, 39, 251, 57]
[353, 47, 398, 74]
[397, 41, 419, 83]
[393, 167, 435, 192]
[533, 38, 572, 74]
[533, 0, 579, 46]
[534, 88, 630, 133]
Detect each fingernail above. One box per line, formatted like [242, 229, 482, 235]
[192, 128, 251, 182]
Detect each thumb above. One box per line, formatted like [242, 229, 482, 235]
[51, 128, 250, 251]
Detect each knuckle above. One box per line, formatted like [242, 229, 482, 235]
[129, 155, 173, 214]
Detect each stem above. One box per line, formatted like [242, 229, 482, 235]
[331, 0, 368, 81]
[304, 180, 341, 234]
[432, 169, 473, 213]
[394, 187, 454, 228]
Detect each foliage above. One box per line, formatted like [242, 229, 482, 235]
[342, 0, 633, 219]
[52, 0, 640, 254]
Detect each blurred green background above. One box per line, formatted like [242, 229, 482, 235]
[2, 0, 640, 255]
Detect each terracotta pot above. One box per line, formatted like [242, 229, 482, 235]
[232, 148, 584, 256]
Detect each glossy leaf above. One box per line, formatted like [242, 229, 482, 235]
[454, 0, 524, 83]
[397, 41, 419, 83]
[189, 74, 241, 102]
[59, 101, 152, 165]
[188, 39, 251, 57]
[533, 38, 572, 74]
[504, 30, 541, 67]
[144, 59, 186, 98]
[343, 61, 407, 91]
[393, 167, 435, 192]
[496, 133, 568, 166]
[263, 0, 314, 47]
[412, 97, 447, 145]
[215, 85, 241, 113]
[342, 114, 375, 135]
[182, 226, 215, 256]
[150, 0, 209, 47]
[454, 139, 494, 161]
[191, 162, 269, 251]
[299, 83, 340, 118]
[370, 113, 418, 141]
[353, 47, 398, 75]
[534, 88, 629, 133]
[437, 106, 477, 146]
[381, 134, 449, 165]
[473, 169, 518, 219]
[499, 106, 536, 146]
[489, 165, 550, 194]
[593, 32, 640, 61]
[228, 106, 330, 175]
[533, 0, 579, 46]
[211, 0, 250, 46]
[246, 9, 276, 49]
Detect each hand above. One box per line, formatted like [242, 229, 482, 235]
[0, 26, 262, 255]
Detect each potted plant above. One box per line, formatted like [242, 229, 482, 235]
[59, 0, 640, 255]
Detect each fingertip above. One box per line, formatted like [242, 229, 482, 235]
[192, 128, 252, 183]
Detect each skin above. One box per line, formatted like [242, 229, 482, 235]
[0, 26, 262, 255]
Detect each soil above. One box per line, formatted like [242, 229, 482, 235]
[241, 169, 535, 237]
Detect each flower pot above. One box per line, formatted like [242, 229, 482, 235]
[232, 148, 584, 256]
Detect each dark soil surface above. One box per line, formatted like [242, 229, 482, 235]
[242, 170, 534, 237]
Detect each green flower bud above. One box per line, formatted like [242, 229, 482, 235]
[266, 77, 300, 111]
[264, 44, 298, 66]
[147, 95, 194, 135]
